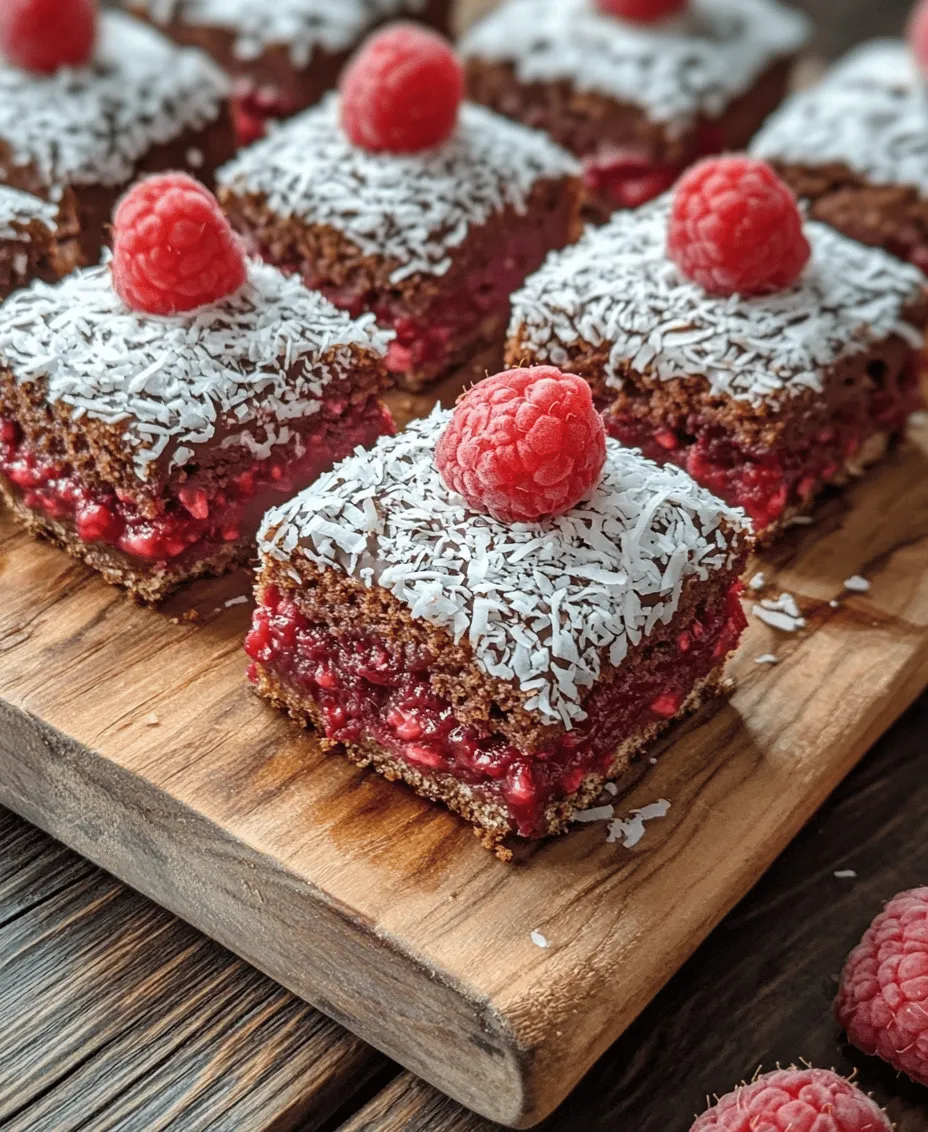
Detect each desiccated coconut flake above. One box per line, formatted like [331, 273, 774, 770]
[843, 575, 871, 593]
[224, 595, 249, 607]
[573, 804, 615, 823]
[753, 606, 805, 633]
[606, 798, 671, 847]
[530, 930, 550, 948]
[755, 653, 779, 665]
[834, 869, 858, 879]
[748, 572, 766, 591]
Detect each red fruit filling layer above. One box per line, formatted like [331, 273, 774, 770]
[245, 580, 747, 837]
[606, 361, 921, 531]
[0, 398, 392, 565]
[580, 126, 728, 213]
[232, 79, 300, 146]
[248, 217, 570, 382]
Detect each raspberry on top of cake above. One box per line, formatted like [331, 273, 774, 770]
[460, 0, 809, 218]
[0, 6, 235, 263]
[248, 368, 751, 849]
[507, 157, 928, 538]
[751, 40, 928, 271]
[0, 175, 394, 603]
[126, 0, 454, 144]
[218, 24, 582, 392]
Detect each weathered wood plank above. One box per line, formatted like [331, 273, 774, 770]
[0, 808, 385, 1132]
[2, 403, 928, 1126]
[337, 694, 928, 1131]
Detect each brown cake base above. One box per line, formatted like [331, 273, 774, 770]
[466, 57, 795, 221]
[244, 531, 750, 853]
[0, 216, 81, 301]
[0, 111, 237, 266]
[771, 161, 928, 274]
[250, 659, 726, 858]
[0, 486, 251, 604]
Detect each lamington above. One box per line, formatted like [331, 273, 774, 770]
[218, 25, 582, 391]
[0, 177, 393, 604]
[247, 368, 751, 851]
[506, 163, 928, 539]
[0, 8, 236, 265]
[125, 0, 455, 145]
[0, 186, 78, 300]
[752, 41, 928, 272]
[460, 0, 809, 221]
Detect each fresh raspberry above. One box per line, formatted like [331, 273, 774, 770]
[690, 1068, 891, 1132]
[836, 886, 928, 1086]
[0, 0, 96, 74]
[668, 155, 811, 297]
[435, 367, 607, 524]
[339, 23, 464, 153]
[111, 174, 247, 316]
[910, 0, 928, 77]
[597, 0, 687, 22]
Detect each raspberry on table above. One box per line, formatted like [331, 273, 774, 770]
[690, 1068, 892, 1132]
[339, 22, 464, 154]
[435, 366, 607, 524]
[836, 886, 928, 1087]
[909, 0, 928, 77]
[667, 155, 811, 297]
[111, 174, 247, 316]
[597, 0, 687, 21]
[0, 0, 96, 74]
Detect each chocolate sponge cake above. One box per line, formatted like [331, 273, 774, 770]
[247, 408, 751, 851]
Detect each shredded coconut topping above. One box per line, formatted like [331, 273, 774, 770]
[0, 186, 56, 241]
[752, 41, 928, 197]
[461, 0, 809, 136]
[0, 258, 390, 479]
[259, 408, 746, 729]
[134, 0, 428, 68]
[0, 11, 228, 190]
[510, 195, 926, 407]
[218, 96, 579, 283]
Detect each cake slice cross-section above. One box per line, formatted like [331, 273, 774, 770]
[247, 405, 751, 851]
[0, 256, 394, 603]
[218, 84, 582, 391]
[507, 193, 928, 539]
[461, 0, 809, 220]
[751, 41, 928, 272]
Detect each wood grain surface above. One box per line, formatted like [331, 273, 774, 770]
[338, 694, 928, 1132]
[2, 364, 928, 1125]
[0, 805, 386, 1132]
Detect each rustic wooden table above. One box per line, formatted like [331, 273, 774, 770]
[1, 692, 926, 1132]
[2, 2, 924, 1130]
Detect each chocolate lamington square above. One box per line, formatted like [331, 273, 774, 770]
[752, 41, 928, 272]
[247, 409, 751, 852]
[507, 195, 928, 539]
[126, 0, 455, 145]
[218, 96, 582, 391]
[0, 186, 79, 301]
[0, 11, 236, 265]
[461, 0, 809, 221]
[0, 258, 394, 603]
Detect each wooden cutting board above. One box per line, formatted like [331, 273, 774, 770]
[2, 372, 928, 1128]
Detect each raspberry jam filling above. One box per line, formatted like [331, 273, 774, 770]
[582, 148, 681, 211]
[245, 582, 747, 837]
[232, 78, 299, 146]
[0, 399, 392, 565]
[606, 362, 921, 531]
